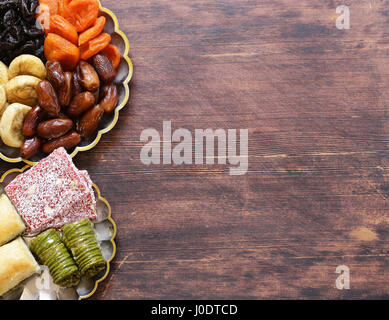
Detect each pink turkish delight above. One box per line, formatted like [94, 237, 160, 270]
[5, 147, 96, 234]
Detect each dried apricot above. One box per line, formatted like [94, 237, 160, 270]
[36, 12, 51, 35]
[63, 0, 100, 32]
[102, 44, 121, 69]
[79, 33, 111, 60]
[44, 33, 80, 71]
[79, 16, 106, 46]
[58, 0, 71, 16]
[38, 0, 58, 15]
[37, 0, 58, 33]
[49, 15, 78, 45]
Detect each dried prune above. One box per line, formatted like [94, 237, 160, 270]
[0, 0, 19, 10]
[0, 0, 45, 65]
[13, 41, 35, 56]
[3, 9, 17, 26]
[23, 26, 44, 38]
[20, 0, 38, 20]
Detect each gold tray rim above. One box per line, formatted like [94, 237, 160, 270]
[0, 2, 133, 166]
[0, 165, 118, 300]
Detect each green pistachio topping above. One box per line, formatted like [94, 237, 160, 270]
[29, 229, 80, 287]
[62, 218, 106, 278]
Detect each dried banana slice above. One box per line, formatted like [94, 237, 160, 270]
[0, 61, 8, 86]
[0, 103, 31, 148]
[8, 55, 46, 80]
[0, 85, 6, 116]
[5, 75, 41, 107]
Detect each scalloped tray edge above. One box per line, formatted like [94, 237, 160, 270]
[0, 165, 118, 300]
[0, 2, 134, 165]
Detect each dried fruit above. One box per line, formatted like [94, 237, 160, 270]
[44, 33, 80, 71]
[77, 103, 103, 137]
[66, 91, 95, 118]
[8, 54, 46, 80]
[5, 75, 41, 106]
[102, 44, 121, 69]
[91, 88, 99, 103]
[36, 80, 60, 117]
[78, 16, 106, 47]
[0, 61, 8, 85]
[21, 0, 39, 19]
[99, 83, 118, 113]
[90, 53, 116, 83]
[48, 15, 78, 45]
[72, 66, 83, 96]
[20, 136, 42, 159]
[0, 102, 31, 148]
[42, 130, 81, 153]
[38, 0, 58, 15]
[22, 105, 46, 136]
[37, 118, 73, 139]
[58, 71, 73, 107]
[36, 4, 51, 35]
[0, 85, 6, 116]
[46, 60, 65, 91]
[79, 33, 111, 61]
[57, 0, 71, 16]
[0, 1, 126, 155]
[62, 0, 99, 33]
[0, 0, 45, 65]
[78, 60, 100, 91]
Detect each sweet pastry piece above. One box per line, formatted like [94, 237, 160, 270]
[0, 194, 26, 246]
[5, 147, 96, 234]
[0, 237, 40, 296]
[29, 229, 80, 287]
[62, 218, 106, 278]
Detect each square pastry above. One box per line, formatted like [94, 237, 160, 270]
[5, 148, 96, 234]
[0, 237, 40, 296]
[0, 194, 25, 245]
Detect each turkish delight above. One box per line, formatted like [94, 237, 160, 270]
[5, 147, 96, 234]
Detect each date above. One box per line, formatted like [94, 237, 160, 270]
[37, 118, 74, 139]
[22, 105, 46, 137]
[72, 66, 83, 97]
[100, 83, 118, 113]
[58, 71, 73, 107]
[36, 80, 60, 117]
[21, 136, 42, 159]
[77, 104, 104, 137]
[42, 131, 81, 154]
[46, 61, 65, 91]
[90, 53, 116, 83]
[66, 91, 95, 118]
[78, 60, 100, 92]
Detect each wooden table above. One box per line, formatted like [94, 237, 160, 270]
[4, 0, 389, 299]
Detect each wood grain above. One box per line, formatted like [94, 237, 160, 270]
[4, 0, 389, 299]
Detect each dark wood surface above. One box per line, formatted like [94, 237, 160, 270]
[4, 0, 389, 299]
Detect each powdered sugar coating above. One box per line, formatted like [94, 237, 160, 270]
[5, 148, 97, 234]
